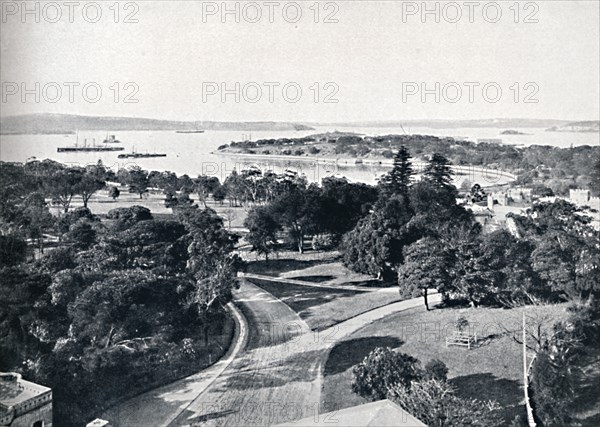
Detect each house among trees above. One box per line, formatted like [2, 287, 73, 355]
[0, 372, 52, 427]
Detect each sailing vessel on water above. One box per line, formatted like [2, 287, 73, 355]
[175, 130, 205, 134]
[57, 132, 124, 152]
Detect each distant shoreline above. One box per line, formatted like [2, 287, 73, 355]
[214, 151, 518, 182]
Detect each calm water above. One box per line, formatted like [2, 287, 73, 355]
[1, 126, 597, 185]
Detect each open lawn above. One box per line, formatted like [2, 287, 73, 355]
[320, 303, 571, 424]
[49, 187, 250, 229]
[245, 250, 393, 288]
[246, 277, 401, 331]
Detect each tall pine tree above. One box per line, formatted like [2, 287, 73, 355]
[379, 146, 414, 196]
[423, 153, 454, 188]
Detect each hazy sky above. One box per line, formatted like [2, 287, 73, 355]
[1, 1, 599, 122]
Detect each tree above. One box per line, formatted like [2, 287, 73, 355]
[319, 177, 378, 237]
[106, 206, 152, 231]
[270, 185, 318, 253]
[470, 183, 486, 203]
[397, 237, 450, 310]
[46, 167, 84, 212]
[108, 186, 120, 200]
[378, 146, 414, 196]
[479, 230, 540, 306]
[438, 225, 494, 307]
[590, 158, 600, 196]
[176, 208, 241, 312]
[408, 180, 471, 234]
[76, 170, 105, 208]
[17, 193, 55, 253]
[530, 342, 580, 426]
[423, 153, 454, 189]
[164, 191, 177, 208]
[196, 175, 220, 208]
[352, 347, 422, 400]
[388, 379, 502, 427]
[0, 234, 27, 267]
[244, 206, 280, 261]
[66, 220, 97, 250]
[126, 166, 149, 199]
[342, 195, 415, 280]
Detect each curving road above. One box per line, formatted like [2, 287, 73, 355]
[104, 281, 441, 426]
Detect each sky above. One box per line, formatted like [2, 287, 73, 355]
[1, 0, 599, 122]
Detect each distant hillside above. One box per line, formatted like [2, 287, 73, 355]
[546, 121, 600, 133]
[0, 114, 314, 135]
[312, 118, 572, 129]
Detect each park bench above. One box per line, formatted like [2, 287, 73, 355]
[445, 331, 478, 349]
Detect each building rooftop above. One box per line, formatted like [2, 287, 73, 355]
[276, 399, 427, 426]
[0, 372, 51, 411]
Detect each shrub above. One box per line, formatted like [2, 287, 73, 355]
[352, 347, 421, 400]
[424, 358, 449, 381]
[389, 379, 502, 427]
[455, 316, 469, 332]
[312, 234, 334, 251]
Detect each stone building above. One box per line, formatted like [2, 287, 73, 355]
[0, 373, 52, 427]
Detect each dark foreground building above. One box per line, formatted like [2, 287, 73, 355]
[0, 372, 52, 427]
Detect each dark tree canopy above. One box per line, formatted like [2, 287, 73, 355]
[379, 146, 414, 196]
[423, 153, 454, 189]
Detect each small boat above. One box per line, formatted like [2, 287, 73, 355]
[175, 130, 205, 133]
[103, 134, 122, 143]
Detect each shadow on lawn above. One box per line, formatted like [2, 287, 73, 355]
[324, 336, 404, 376]
[247, 257, 338, 275]
[451, 372, 524, 422]
[290, 275, 336, 283]
[248, 278, 362, 315]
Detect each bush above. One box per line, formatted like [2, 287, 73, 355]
[312, 234, 334, 251]
[455, 316, 469, 332]
[108, 186, 120, 200]
[530, 351, 576, 426]
[352, 347, 422, 400]
[424, 359, 449, 381]
[309, 146, 320, 155]
[389, 379, 502, 427]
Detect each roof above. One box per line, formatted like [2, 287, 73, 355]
[0, 372, 51, 410]
[276, 399, 427, 427]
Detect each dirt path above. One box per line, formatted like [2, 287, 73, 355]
[104, 281, 440, 426]
[168, 283, 440, 426]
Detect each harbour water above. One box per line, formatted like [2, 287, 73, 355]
[1, 126, 597, 185]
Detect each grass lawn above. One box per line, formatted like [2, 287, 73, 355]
[247, 277, 401, 331]
[321, 303, 571, 424]
[51, 187, 250, 229]
[245, 250, 393, 288]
